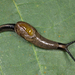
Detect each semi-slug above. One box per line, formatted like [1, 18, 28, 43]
[0, 21, 75, 61]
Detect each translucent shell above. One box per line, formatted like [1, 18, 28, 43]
[18, 23, 34, 36]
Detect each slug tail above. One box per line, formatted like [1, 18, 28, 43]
[0, 24, 15, 32]
[65, 41, 75, 61]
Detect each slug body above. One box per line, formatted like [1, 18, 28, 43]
[15, 21, 60, 49]
[0, 21, 75, 61]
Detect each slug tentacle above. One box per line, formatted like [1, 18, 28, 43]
[58, 41, 75, 61]
[65, 48, 75, 61]
[65, 41, 75, 61]
[66, 41, 75, 47]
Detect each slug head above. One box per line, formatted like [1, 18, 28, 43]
[14, 21, 36, 41]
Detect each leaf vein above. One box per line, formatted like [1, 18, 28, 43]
[33, 45, 43, 75]
[13, 0, 23, 21]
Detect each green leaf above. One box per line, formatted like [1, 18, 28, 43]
[0, 0, 75, 75]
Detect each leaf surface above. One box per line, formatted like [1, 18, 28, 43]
[0, 0, 75, 75]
